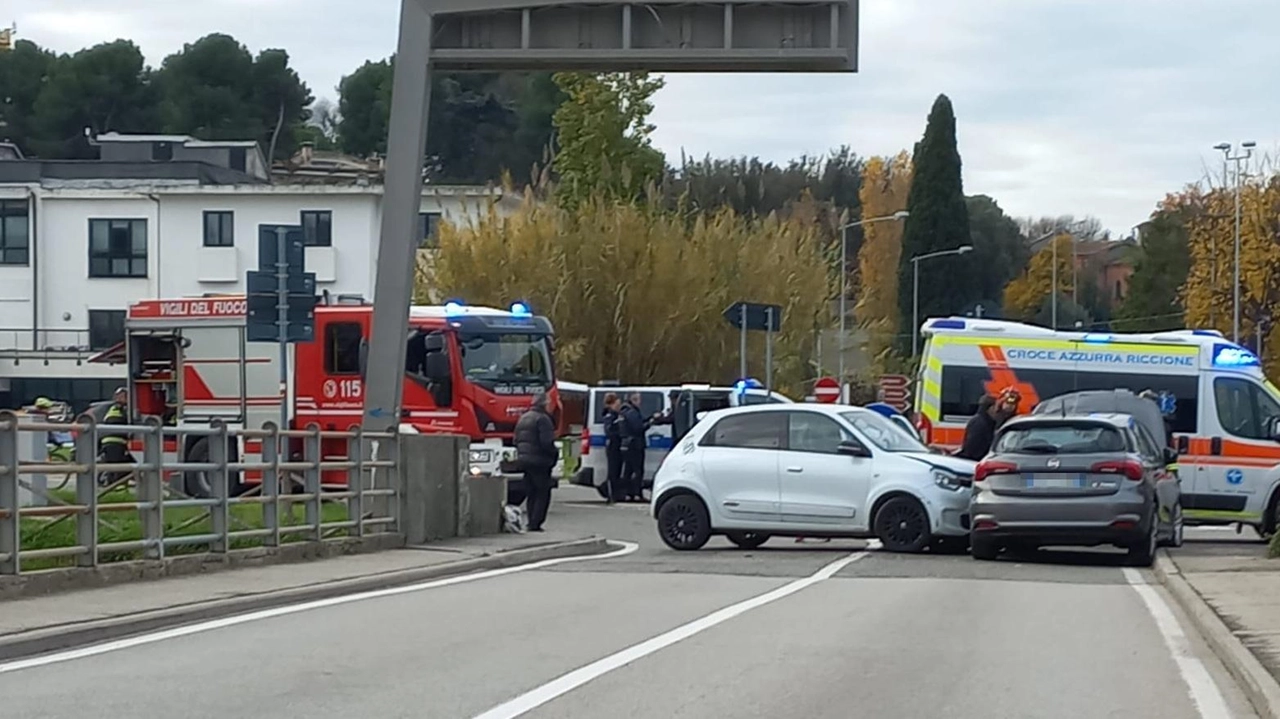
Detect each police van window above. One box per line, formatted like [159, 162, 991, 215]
[633, 391, 665, 418]
[940, 366, 1199, 433]
[324, 322, 362, 375]
[1214, 377, 1280, 440]
[701, 412, 785, 449]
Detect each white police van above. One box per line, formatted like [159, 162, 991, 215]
[572, 381, 792, 498]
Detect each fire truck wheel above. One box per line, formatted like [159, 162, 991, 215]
[183, 437, 248, 498]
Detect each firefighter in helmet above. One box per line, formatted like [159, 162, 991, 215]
[99, 387, 134, 487]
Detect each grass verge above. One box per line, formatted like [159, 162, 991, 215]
[18, 488, 351, 571]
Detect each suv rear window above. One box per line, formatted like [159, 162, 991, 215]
[995, 423, 1127, 455]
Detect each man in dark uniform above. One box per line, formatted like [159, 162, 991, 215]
[619, 393, 650, 502]
[515, 392, 559, 531]
[601, 392, 625, 503]
[957, 388, 1020, 461]
[99, 387, 133, 487]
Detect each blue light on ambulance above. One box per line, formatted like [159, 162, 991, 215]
[1082, 333, 1112, 343]
[1193, 329, 1225, 337]
[930, 319, 966, 330]
[510, 302, 531, 317]
[444, 300, 465, 317]
[1212, 343, 1261, 367]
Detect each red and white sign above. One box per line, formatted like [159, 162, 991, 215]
[130, 297, 248, 319]
[813, 376, 841, 404]
[878, 374, 912, 411]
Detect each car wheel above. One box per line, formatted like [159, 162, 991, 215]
[873, 496, 932, 553]
[1128, 514, 1158, 567]
[1160, 503, 1184, 549]
[970, 534, 999, 561]
[1260, 492, 1280, 541]
[725, 531, 770, 550]
[656, 494, 712, 551]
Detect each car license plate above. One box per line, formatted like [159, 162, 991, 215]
[1024, 474, 1086, 489]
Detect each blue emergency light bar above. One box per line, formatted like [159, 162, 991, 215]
[510, 302, 531, 316]
[1212, 343, 1261, 368]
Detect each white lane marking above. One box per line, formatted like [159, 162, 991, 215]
[0, 541, 641, 676]
[1122, 568, 1233, 719]
[472, 550, 867, 719]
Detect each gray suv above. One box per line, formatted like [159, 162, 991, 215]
[970, 411, 1182, 566]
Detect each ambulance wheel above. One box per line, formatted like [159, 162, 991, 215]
[183, 437, 249, 499]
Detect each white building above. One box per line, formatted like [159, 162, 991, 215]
[0, 134, 520, 409]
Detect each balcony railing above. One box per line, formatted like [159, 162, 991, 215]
[0, 328, 100, 360]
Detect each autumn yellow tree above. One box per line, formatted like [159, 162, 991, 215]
[853, 151, 912, 371]
[1002, 235, 1075, 321]
[420, 187, 832, 397]
[1179, 171, 1280, 377]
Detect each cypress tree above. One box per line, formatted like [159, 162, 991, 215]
[897, 94, 975, 352]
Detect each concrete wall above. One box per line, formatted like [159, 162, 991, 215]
[398, 433, 505, 544]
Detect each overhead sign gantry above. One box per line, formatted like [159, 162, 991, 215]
[362, 0, 860, 431]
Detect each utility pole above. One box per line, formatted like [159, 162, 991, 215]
[835, 210, 909, 392]
[1215, 141, 1255, 343]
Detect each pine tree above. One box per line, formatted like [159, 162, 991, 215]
[896, 94, 974, 352]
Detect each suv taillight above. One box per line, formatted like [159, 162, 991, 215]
[1090, 459, 1144, 481]
[580, 426, 590, 456]
[974, 460, 1017, 482]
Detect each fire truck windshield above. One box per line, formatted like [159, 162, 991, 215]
[458, 332, 552, 390]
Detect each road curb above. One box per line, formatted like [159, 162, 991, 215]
[1154, 551, 1280, 719]
[0, 536, 612, 663]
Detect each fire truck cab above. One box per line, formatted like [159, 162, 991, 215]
[91, 295, 559, 498]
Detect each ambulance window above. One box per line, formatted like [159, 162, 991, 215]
[1214, 377, 1280, 440]
[324, 322, 362, 375]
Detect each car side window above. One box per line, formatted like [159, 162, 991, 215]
[787, 412, 849, 454]
[701, 413, 785, 450]
[1214, 377, 1274, 440]
[1132, 426, 1162, 464]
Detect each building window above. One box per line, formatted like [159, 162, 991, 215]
[88, 219, 148, 278]
[87, 310, 126, 351]
[1114, 280, 1123, 301]
[203, 211, 234, 247]
[0, 199, 29, 266]
[300, 210, 332, 247]
[324, 322, 363, 375]
[229, 147, 247, 172]
[152, 142, 174, 161]
[419, 212, 441, 249]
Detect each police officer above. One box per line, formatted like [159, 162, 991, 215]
[99, 387, 134, 487]
[601, 392, 625, 503]
[619, 393, 649, 502]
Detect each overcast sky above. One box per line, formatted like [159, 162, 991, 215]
[13, 0, 1279, 234]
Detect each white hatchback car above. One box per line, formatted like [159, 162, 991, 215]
[651, 404, 977, 552]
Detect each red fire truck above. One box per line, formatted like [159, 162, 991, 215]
[90, 295, 560, 497]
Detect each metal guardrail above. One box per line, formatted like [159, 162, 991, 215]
[0, 410, 400, 575]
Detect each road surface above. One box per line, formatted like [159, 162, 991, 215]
[0, 487, 1261, 718]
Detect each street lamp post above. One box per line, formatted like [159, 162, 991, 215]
[836, 210, 909, 396]
[1215, 141, 1256, 343]
[911, 244, 974, 357]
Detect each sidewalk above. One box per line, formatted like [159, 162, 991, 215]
[1161, 548, 1280, 718]
[1172, 552, 1280, 682]
[0, 529, 606, 660]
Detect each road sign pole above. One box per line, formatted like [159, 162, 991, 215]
[765, 307, 774, 392]
[739, 304, 747, 381]
[275, 228, 290, 438]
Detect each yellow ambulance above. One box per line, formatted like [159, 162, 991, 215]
[915, 317, 1280, 538]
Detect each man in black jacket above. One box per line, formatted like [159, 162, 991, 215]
[515, 392, 559, 531]
[619, 393, 650, 502]
[957, 389, 1019, 461]
[601, 393, 625, 503]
